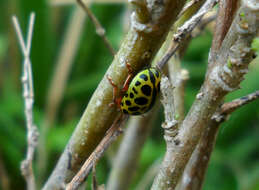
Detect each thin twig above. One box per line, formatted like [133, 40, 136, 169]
[221, 91, 259, 115]
[192, 10, 217, 37]
[106, 105, 160, 190]
[156, 0, 217, 70]
[66, 114, 128, 190]
[76, 0, 116, 56]
[178, 0, 204, 19]
[178, 90, 259, 190]
[91, 163, 98, 190]
[12, 13, 39, 190]
[135, 159, 162, 190]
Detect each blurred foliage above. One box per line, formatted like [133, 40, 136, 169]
[0, 0, 258, 190]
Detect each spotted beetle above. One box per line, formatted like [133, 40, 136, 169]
[108, 66, 161, 115]
[120, 68, 161, 115]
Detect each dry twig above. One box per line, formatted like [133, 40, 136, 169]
[156, 0, 217, 70]
[178, 0, 205, 19]
[106, 106, 160, 190]
[66, 114, 128, 190]
[178, 90, 259, 190]
[12, 13, 39, 190]
[77, 0, 116, 56]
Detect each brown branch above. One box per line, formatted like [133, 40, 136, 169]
[221, 91, 259, 115]
[211, 0, 240, 56]
[177, 90, 259, 190]
[151, 1, 259, 189]
[77, 0, 116, 56]
[178, 0, 205, 19]
[12, 13, 39, 190]
[66, 114, 127, 190]
[106, 105, 159, 190]
[156, 0, 217, 70]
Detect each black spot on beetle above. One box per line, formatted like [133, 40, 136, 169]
[126, 100, 131, 106]
[141, 85, 151, 96]
[135, 97, 148, 105]
[135, 81, 141, 86]
[123, 109, 129, 114]
[133, 87, 138, 94]
[140, 74, 148, 81]
[148, 69, 156, 84]
[128, 106, 140, 111]
[130, 93, 134, 98]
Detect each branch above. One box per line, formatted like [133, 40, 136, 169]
[178, 90, 259, 190]
[12, 13, 39, 190]
[66, 114, 127, 190]
[135, 159, 161, 190]
[221, 91, 259, 115]
[77, 0, 116, 56]
[151, 1, 259, 189]
[210, 0, 240, 58]
[106, 105, 159, 190]
[156, 0, 217, 70]
[43, 0, 187, 189]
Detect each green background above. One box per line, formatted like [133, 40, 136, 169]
[0, 0, 258, 189]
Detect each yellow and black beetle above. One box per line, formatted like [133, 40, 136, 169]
[108, 66, 161, 115]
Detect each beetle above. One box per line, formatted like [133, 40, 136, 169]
[108, 66, 161, 115]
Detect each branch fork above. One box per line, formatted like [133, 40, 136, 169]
[12, 12, 39, 190]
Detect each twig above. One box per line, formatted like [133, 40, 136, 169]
[135, 159, 161, 190]
[221, 91, 259, 115]
[76, 0, 116, 56]
[178, 0, 204, 19]
[66, 114, 128, 190]
[178, 90, 259, 190]
[91, 163, 98, 190]
[12, 13, 39, 190]
[192, 10, 217, 37]
[156, 0, 217, 70]
[106, 106, 159, 190]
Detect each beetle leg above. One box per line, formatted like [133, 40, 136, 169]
[122, 62, 134, 92]
[107, 75, 119, 107]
